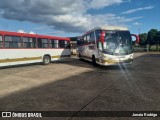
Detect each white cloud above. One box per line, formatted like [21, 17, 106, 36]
[18, 29, 26, 33]
[118, 16, 143, 22]
[29, 31, 35, 34]
[133, 22, 142, 26]
[0, 0, 143, 34]
[88, 0, 123, 9]
[18, 29, 35, 34]
[121, 6, 154, 14]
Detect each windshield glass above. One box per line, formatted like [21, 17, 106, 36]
[103, 30, 132, 55]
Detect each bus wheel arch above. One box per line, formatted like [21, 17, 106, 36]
[92, 55, 97, 66]
[43, 55, 51, 65]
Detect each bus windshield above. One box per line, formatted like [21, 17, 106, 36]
[103, 30, 132, 55]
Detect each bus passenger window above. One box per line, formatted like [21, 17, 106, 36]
[0, 36, 2, 48]
[95, 30, 101, 40]
[84, 36, 87, 44]
[56, 40, 59, 48]
[38, 38, 48, 48]
[37, 38, 42, 48]
[13, 36, 21, 48]
[90, 32, 95, 43]
[49, 40, 52, 48]
[51, 40, 59, 48]
[4, 36, 21, 48]
[86, 35, 90, 43]
[23, 37, 36, 48]
[64, 41, 70, 48]
[42, 39, 49, 48]
[50, 40, 53, 48]
[77, 37, 84, 45]
[59, 40, 65, 48]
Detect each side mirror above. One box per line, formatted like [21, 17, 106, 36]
[131, 34, 139, 43]
[100, 31, 105, 43]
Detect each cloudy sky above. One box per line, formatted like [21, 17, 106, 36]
[0, 0, 159, 37]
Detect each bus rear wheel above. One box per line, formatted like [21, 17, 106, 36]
[92, 55, 97, 66]
[43, 55, 51, 65]
[79, 53, 82, 60]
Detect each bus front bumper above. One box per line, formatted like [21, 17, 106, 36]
[97, 58, 133, 66]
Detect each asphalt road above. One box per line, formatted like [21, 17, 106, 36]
[0, 52, 160, 120]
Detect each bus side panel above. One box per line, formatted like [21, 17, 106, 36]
[78, 44, 97, 61]
[4, 49, 39, 66]
[36, 49, 71, 61]
[78, 46, 86, 57]
[0, 48, 71, 67]
[0, 49, 11, 67]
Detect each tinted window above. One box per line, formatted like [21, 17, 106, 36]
[86, 35, 90, 43]
[95, 30, 101, 40]
[84, 36, 87, 44]
[38, 38, 48, 48]
[59, 40, 65, 48]
[77, 38, 84, 45]
[90, 32, 95, 43]
[0, 36, 2, 48]
[77, 32, 95, 45]
[50, 40, 59, 48]
[22, 37, 36, 48]
[4, 36, 21, 48]
[64, 41, 70, 48]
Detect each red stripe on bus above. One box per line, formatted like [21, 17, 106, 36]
[0, 31, 70, 41]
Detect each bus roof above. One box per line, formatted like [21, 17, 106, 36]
[79, 26, 129, 38]
[93, 26, 128, 31]
[0, 30, 70, 41]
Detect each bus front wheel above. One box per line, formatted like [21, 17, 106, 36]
[43, 55, 51, 65]
[92, 55, 97, 66]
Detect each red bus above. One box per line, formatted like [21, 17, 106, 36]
[0, 30, 71, 67]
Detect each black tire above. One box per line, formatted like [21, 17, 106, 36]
[79, 53, 82, 60]
[43, 56, 51, 65]
[92, 55, 97, 66]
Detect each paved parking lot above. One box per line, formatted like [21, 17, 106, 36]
[0, 52, 160, 120]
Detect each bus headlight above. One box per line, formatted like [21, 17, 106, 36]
[130, 54, 133, 58]
[104, 56, 108, 60]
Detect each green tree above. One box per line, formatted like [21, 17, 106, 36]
[156, 31, 160, 51]
[147, 29, 158, 50]
[153, 31, 160, 51]
[139, 33, 147, 46]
